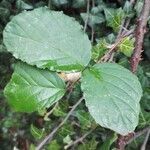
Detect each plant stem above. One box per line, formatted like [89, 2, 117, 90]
[44, 102, 58, 121]
[36, 97, 84, 150]
[140, 128, 150, 150]
[84, 0, 90, 32]
[91, 0, 95, 43]
[127, 126, 150, 145]
[64, 128, 95, 149]
[130, 0, 150, 73]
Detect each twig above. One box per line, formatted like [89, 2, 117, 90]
[117, 133, 134, 150]
[44, 102, 59, 121]
[116, 126, 150, 150]
[101, 0, 136, 63]
[123, 0, 136, 35]
[130, 0, 150, 73]
[117, 19, 126, 40]
[99, 38, 123, 62]
[127, 126, 150, 145]
[48, 0, 51, 9]
[99, 27, 134, 63]
[64, 128, 95, 149]
[91, 26, 94, 43]
[91, 0, 95, 43]
[36, 97, 84, 150]
[117, 0, 136, 40]
[140, 128, 150, 150]
[84, 0, 90, 32]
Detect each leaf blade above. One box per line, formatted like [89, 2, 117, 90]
[4, 62, 66, 113]
[81, 63, 142, 135]
[104, 8, 124, 32]
[118, 37, 134, 57]
[3, 7, 91, 71]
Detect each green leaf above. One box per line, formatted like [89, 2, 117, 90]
[63, 135, 73, 144]
[4, 62, 66, 112]
[134, 1, 143, 16]
[3, 7, 91, 72]
[47, 140, 61, 150]
[30, 124, 45, 139]
[52, 0, 68, 7]
[75, 110, 93, 129]
[100, 133, 117, 150]
[92, 39, 108, 62]
[123, 1, 134, 18]
[29, 144, 36, 150]
[58, 122, 75, 137]
[104, 8, 124, 32]
[78, 138, 98, 150]
[53, 100, 68, 117]
[16, 0, 33, 10]
[81, 63, 142, 135]
[106, 33, 116, 44]
[138, 109, 150, 128]
[81, 12, 105, 27]
[118, 37, 134, 57]
[91, 3, 106, 14]
[0, 7, 10, 23]
[72, 0, 86, 8]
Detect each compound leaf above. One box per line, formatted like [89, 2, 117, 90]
[4, 62, 66, 113]
[81, 63, 142, 135]
[3, 7, 91, 72]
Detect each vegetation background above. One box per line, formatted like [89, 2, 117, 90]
[0, 0, 150, 149]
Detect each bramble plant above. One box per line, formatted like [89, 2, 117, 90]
[3, 7, 142, 135]
[1, 0, 150, 148]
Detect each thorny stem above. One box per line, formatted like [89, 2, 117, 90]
[116, 0, 150, 149]
[36, 97, 84, 150]
[37, 1, 150, 149]
[130, 0, 150, 73]
[100, 0, 136, 63]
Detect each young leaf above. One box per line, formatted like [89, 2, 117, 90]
[30, 124, 45, 139]
[92, 39, 108, 62]
[3, 7, 91, 72]
[63, 135, 73, 144]
[58, 122, 75, 137]
[123, 1, 134, 18]
[4, 62, 66, 113]
[104, 8, 124, 32]
[134, 0, 143, 16]
[29, 144, 36, 150]
[47, 140, 61, 150]
[118, 37, 134, 57]
[81, 63, 142, 135]
[53, 101, 68, 117]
